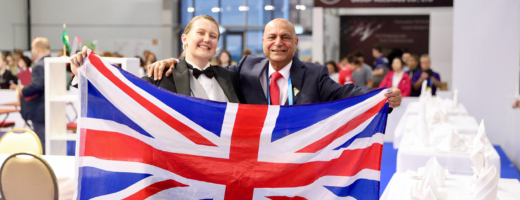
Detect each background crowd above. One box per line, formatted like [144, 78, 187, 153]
[324, 44, 442, 97]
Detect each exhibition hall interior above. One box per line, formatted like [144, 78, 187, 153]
[0, 0, 519, 199]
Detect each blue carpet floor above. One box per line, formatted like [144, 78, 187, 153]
[379, 142, 520, 196]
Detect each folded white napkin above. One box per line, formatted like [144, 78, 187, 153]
[436, 128, 462, 152]
[413, 111, 431, 146]
[409, 158, 447, 200]
[473, 165, 499, 200]
[410, 175, 440, 200]
[417, 157, 448, 187]
[419, 80, 432, 103]
[471, 120, 487, 176]
[426, 107, 448, 125]
[452, 89, 458, 108]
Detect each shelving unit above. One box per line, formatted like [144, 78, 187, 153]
[44, 56, 139, 155]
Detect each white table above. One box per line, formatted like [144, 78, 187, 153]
[381, 173, 520, 200]
[393, 102, 476, 149]
[0, 154, 75, 199]
[397, 135, 501, 176]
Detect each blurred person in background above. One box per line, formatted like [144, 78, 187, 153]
[401, 52, 411, 72]
[372, 44, 389, 88]
[412, 54, 441, 96]
[216, 50, 235, 67]
[18, 55, 32, 71]
[0, 53, 18, 89]
[338, 54, 357, 85]
[325, 60, 339, 83]
[5, 53, 19, 76]
[337, 56, 348, 70]
[144, 52, 157, 66]
[242, 48, 252, 57]
[352, 50, 374, 87]
[379, 57, 411, 97]
[407, 54, 421, 96]
[20, 37, 51, 153]
[13, 49, 23, 66]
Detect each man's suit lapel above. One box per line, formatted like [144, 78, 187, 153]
[289, 57, 306, 105]
[252, 58, 270, 102]
[213, 67, 239, 103]
[172, 59, 191, 96]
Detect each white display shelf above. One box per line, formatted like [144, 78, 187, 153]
[49, 95, 78, 102]
[50, 134, 77, 141]
[45, 56, 139, 155]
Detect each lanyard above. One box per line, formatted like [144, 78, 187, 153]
[266, 67, 293, 106]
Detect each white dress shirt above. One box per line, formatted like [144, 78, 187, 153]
[392, 71, 404, 88]
[260, 61, 293, 105]
[185, 59, 218, 101]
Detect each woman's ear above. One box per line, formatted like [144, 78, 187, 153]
[181, 34, 187, 48]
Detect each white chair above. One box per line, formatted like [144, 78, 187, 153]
[0, 152, 58, 200]
[0, 128, 42, 155]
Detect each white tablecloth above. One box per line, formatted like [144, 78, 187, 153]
[393, 102, 476, 149]
[397, 135, 501, 175]
[0, 154, 75, 199]
[381, 173, 520, 200]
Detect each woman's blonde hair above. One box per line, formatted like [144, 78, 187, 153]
[182, 15, 220, 51]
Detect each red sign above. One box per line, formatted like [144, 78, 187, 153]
[315, 0, 452, 8]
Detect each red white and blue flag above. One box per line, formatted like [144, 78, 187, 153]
[73, 52, 389, 200]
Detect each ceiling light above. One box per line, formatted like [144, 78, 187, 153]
[187, 7, 194, 12]
[211, 7, 221, 12]
[238, 6, 249, 11]
[264, 5, 274, 10]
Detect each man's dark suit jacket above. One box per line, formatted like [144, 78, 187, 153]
[143, 59, 241, 103]
[21, 55, 50, 123]
[228, 55, 375, 105]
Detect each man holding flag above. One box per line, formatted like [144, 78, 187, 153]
[69, 18, 401, 199]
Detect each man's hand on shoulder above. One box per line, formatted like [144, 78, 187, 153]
[384, 87, 402, 108]
[146, 58, 178, 81]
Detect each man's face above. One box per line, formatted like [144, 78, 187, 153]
[31, 40, 38, 60]
[420, 56, 431, 70]
[357, 56, 364, 64]
[262, 20, 298, 66]
[372, 49, 379, 58]
[402, 53, 410, 64]
[408, 57, 417, 69]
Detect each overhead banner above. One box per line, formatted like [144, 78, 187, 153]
[315, 0, 453, 8]
[339, 15, 429, 67]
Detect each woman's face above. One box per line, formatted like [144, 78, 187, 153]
[219, 52, 230, 64]
[182, 19, 219, 62]
[326, 64, 336, 75]
[392, 58, 402, 71]
[6, 55, 14, 66]
[18, 59, 26, 69]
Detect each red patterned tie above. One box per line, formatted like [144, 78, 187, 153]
[269, 72, 283, 105]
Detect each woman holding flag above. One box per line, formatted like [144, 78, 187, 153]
[70, 15, 241, 103]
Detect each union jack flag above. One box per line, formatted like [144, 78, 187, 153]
[73, 52, 389, 200]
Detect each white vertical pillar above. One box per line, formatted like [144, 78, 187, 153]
[312, 7, 324, 63]
[452, 0, 520, 151]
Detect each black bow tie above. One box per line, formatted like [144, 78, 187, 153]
[189, 65, 215, 79]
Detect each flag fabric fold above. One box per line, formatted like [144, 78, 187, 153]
[73, 51, 390, 200]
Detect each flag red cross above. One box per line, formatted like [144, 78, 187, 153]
[81, 53, 385, 199]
